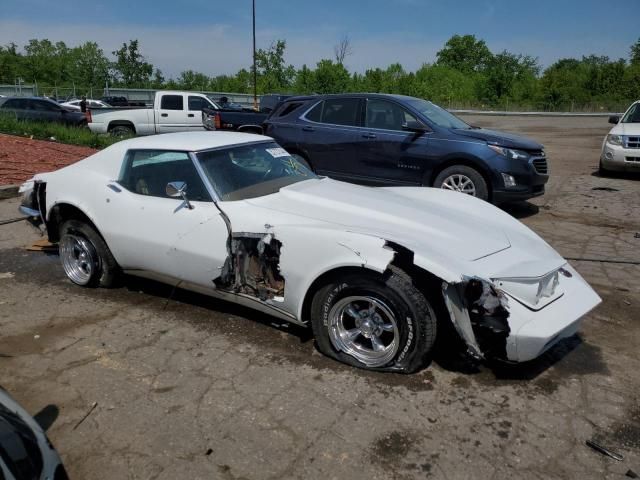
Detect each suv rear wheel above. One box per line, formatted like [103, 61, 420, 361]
[433, 165, 489, 201]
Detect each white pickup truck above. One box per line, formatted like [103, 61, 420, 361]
[87, 91, 221, 136]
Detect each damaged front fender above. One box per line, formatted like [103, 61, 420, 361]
[442, 277, 511, 361]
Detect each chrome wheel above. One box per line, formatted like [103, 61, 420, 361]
[60, 234, 98, 286]
[328, 296, 400, 367]
[440, 174, 477, 196]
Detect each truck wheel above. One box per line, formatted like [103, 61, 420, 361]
[433, 165, 489, 201]
[59, 220, 120, 288]
[109, 125, 134, 137]
[290, 153, 313, 172]
[310, 268, 437, 373]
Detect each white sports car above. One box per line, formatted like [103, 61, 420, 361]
[19, 132, 601, 372]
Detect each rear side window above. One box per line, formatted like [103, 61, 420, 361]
[160, 95, 184, 111]
[275, 101, 304, 117]
[305, 98, 360, 126]
[2, 99, 27, 109]
[118, 150, 211, 201]
[29, 100, 59, 111]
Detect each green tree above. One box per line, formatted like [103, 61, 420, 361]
[311, 59, 350, 93]
[68, 42, 111, 89]
[436, 34, 493, 73]
[413, 64, 476, 105]
[176, 70, 210, 91]
[479, 51, 540, 104]
[23, 39, 70, 85]
[254, 40, 296, 93]
[0, 43, 23, 84]
[293, 64, 315, 94]
[111, 39, 153, 87]
[631, 38, 640, 65]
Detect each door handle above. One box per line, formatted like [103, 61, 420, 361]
[362, 133, 377, 139]
[188, 113, 194, 117]
[161, 113, 168, 117]
[302, 126, 314, 132]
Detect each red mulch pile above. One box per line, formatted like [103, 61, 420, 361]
[0, 134, 97, 186]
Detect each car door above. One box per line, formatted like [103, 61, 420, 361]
[187, 96, 211, 130]
[356, 98, 432, 185]
[157, 94, 189, 133]
[297, 97, 362, 178]
[96, 149, 229, 288]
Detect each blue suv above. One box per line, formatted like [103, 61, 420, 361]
[263, 94, 548, 203]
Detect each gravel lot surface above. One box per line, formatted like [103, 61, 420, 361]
[0, 116, 639, 479]
[0, 133, 97, 185]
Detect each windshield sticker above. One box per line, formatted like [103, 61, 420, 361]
[266, 147, 290, 158]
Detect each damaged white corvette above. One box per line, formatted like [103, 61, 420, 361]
[19, 132, 601, 372]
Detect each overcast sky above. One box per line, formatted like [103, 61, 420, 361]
[1, 0, 638, 78]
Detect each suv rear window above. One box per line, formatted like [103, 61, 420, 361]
[275, 102, 304, 117]
[305, 98, 360, 126]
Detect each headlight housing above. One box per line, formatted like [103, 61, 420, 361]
[607, 134, 623, 146]
[487, 144, 530, 160]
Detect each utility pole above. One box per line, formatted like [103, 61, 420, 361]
[252, 0, 258, 110]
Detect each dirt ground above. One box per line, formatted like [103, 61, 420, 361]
[0, 133, 96, 186]
[0, 115, 639, 479]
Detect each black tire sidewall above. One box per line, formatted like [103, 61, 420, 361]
[59, 220, 118, 287]
[311, 274, 430, 372]
[110, 126, 133, 137]
[434, 165, 489, 201]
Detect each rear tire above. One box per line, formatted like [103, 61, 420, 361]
[109, 125, 134, 137]
[433, 165, 489, 201]
[310, 268, 437, 373]
[59, 220, 119, 288]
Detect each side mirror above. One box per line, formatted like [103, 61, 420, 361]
[402, 120, 429, 133]
[608, 115, 620, 124]
[166, 181, 193, 209]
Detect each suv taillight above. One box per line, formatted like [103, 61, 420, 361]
[85, 109, 92, 123]
[214, 113, 221, 130]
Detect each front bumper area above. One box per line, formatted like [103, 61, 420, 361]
[491, 154, 549, 204]
[601, 143, 640, 172]
[504, 264, 601, 362]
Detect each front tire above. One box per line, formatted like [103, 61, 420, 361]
[433, 165, 489, 201]
[310, 268, 437, 373]
[59, 220, 119, 287]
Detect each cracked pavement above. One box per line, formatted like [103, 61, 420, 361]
[1, 115, 639, 479]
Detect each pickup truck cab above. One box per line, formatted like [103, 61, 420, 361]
[600, 100, 640, 174]
[88, 91, 218, 136]
[202, 94, 291, 133]
[263, 93, 549, 204]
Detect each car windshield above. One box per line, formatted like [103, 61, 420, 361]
[621, 103, 640, 123]
[405, 98, 470, 129]
[196, 142, 316, 201]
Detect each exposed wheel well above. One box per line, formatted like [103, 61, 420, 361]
[47, 204, 102, 243]
[107, 121, 136, 134]
[299, 252, 446, 327]
[428, 159, 493, 200]
[237, 125, 263, 135]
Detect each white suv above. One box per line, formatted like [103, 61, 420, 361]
[600, 100, 640, 174]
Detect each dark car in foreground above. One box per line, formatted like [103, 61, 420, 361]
[0, 387, 68, 479]
[202, 94, 292, 134]
[263, 94, 548, 203]
[0, 97, 87, 126]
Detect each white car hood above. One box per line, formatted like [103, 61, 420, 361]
[244, 179, 564, 276]
[610, 122, 640, 136]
